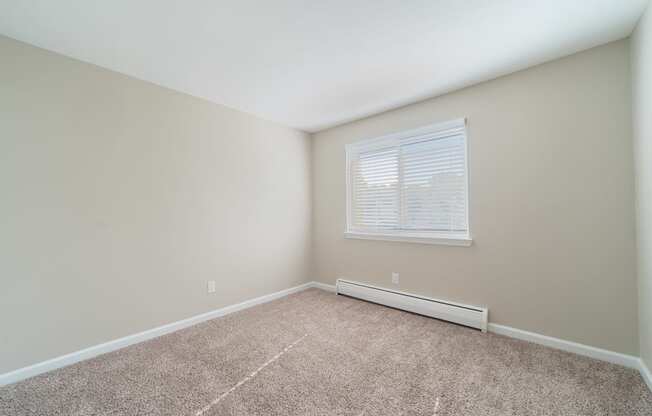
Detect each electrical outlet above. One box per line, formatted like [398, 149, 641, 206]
[391, 272, 399, 285]
[207, 280, 216, 293]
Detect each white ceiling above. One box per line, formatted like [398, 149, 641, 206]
[0, 1, 648, 132]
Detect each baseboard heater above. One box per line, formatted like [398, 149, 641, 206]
[336, 279, 488, 332]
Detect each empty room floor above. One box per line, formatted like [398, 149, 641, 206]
[1, 288, 651, 416]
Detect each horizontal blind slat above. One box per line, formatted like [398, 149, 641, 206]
[349, 121, 468, 235]
[400, 133, 467, 233]
[351, 145, 400, 231]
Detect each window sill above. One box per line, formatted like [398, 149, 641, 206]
[344, 231, 472, 247]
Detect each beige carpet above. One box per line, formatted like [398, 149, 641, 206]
[1, 288, 651, 415]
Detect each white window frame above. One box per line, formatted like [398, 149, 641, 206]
[345, 118, 472, 246]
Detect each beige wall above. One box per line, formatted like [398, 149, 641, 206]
[312, 40, 639, 355]
[0, 29, 644, 375]
[633, 3, 652, 368]
[0, 36, 312, 374]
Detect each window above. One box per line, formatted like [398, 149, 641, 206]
[345, 118, 471, 246]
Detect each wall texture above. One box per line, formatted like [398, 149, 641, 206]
[0, 36, 312, 374]
[312, 40, 638, 355]
[632, 3, 652, 370]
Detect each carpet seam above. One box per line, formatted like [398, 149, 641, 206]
[194, 333, 308, 415]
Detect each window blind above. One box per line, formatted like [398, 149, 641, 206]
[346, 119, 469, 241]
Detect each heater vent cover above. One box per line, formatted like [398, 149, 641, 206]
[336, 279, 488, 331]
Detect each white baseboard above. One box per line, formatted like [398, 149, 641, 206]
[488, 323, 640, 369]
[311, 281, 336, 292]
[489, 324, 651, 392]
[0, 281, 314, 387]
[639, 358, 652, 392]
[3, 281, 650, 394]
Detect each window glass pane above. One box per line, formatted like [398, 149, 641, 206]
[400, 135, 467, 232]
[351, 147, 399, 231]
[346, 119, 469, 239]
